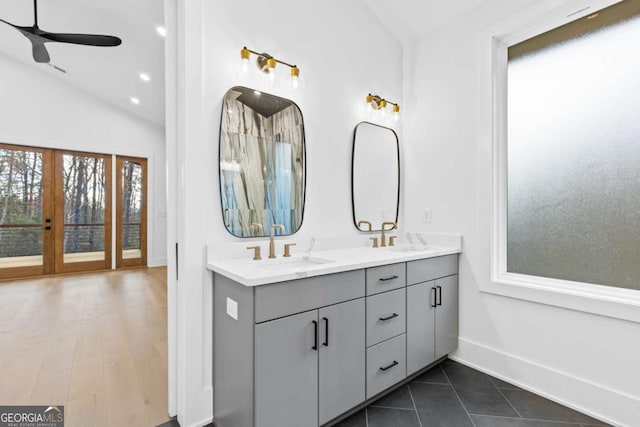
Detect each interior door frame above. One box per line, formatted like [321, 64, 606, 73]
[0, 143, 54, 280]
[115, 155, 148, 268]
[54, 149, 112, 274]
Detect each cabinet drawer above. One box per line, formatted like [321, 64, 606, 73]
[407, 254, 458, 286]
[366, 263, 406, 296]
[366, 288, 406, 347]
[254, 269, 365, 323]
[366, 334, 406, 399]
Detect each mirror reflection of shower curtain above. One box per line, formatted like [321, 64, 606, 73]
[266, 141, 292, 233]
[221, 168, 243, 235]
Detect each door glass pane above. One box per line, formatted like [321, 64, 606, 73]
[0, 147, 44, 268]
[121, 160, 143, 259]
[62, 154, 106, 263]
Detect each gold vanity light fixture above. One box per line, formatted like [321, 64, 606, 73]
[366, 93, 400, 121]
[240, 46, 301, 89]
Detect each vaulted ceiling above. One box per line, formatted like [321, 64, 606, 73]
[0, 1, 491, 129]
[0, 0, 165, 127]
[362, 0, 488, 45]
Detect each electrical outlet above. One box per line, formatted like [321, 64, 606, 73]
[422, 208, 432, 224]
[226, 297, 238, 320]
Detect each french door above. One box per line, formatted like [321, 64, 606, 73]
[55, 150, 112, 274]
[116, 156, 147, 268]
[0, 144, 112, 279]
[0, 144, 53, 278]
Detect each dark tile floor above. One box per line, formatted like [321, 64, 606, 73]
[158, 359, 611, 427]
[333, 359, 611, 427]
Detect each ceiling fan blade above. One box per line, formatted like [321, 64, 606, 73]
[42, 32, 122, 47]
[31, 41, 50, 63]
[0, 17, 19, 29]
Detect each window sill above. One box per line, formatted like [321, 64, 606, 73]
[483, 272, 640, 324]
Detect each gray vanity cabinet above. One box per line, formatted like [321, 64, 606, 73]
[255, 310, 319, 427]
[318, 299, 365, 425]
[406, 255, 459, 376]
[255, 298, 365, 427]
[407, 282, 436, 374]
[215, 269, 366, 427]
[214, 254, 459, 427]
[434, 274, 459, 360]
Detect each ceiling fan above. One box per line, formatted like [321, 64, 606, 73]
[0, 0, 122, 64]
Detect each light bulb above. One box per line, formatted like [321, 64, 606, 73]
[240, 47, 251, 75]
[367, 103, 373, 114]
[379, 99, 387, 118]
[291, 66, 300, 90]
[266, 58, 277, 83]
[393, 111, 400, 122]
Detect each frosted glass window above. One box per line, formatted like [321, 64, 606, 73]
[507, 10, 640, 290]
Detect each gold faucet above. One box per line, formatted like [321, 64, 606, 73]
[380, 222, 397, 247]
[246, 245, 262, 260]
[250, 223, 264, 236]
[357, 220, 372, 231]
[269, 224, 285, 258]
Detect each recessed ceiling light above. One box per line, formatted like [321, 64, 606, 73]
[254, 90, 261, 95]
[130, 97, 140, 105]
[156, 26, 166, 37]
[139, 73, 151, 82]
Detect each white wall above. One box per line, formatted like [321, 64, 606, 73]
[0, 54, 167, 266]
[403, 1, 640, 426]
[173, 1, 402, 425]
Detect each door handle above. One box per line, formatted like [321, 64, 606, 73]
[437, 285, 442, 306]
[379, 360, 399, 371]
[323, 317, 329, 347]
[312, 320, 318, 351]
[379, 313, 399, 322]
[431, 287, 437, 307]
[380, 275, 399, 282]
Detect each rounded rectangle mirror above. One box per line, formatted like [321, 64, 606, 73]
[352, 121, 400, 231]
[219, 86, 306, 237]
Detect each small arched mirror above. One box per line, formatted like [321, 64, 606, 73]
[219, 86, 306, 237]
[352, 122, 400, 231]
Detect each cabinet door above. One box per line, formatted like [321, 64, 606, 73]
[435, 275, 459, 360]
[318, 298, 365, 425]
[406, 281, 436, 375]
[255, 310, 319, 427]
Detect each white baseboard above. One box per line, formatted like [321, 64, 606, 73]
[148, 257, 168, 267]
[452, 337, 639, 427]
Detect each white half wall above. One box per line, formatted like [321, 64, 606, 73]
[0, 54, 167, 266]
[172, 0, 403, 425]
[402, 1, 640, 426]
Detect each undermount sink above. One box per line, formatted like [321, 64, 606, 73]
[383, 244, 435, 253]
[257, 256, 335, 271]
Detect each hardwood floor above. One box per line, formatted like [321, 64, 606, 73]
[0, 267, 170, 427]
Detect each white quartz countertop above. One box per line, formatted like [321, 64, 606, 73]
[206, 233, 462, 286]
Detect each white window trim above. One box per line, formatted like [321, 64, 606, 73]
[484, 0, 640, 324]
